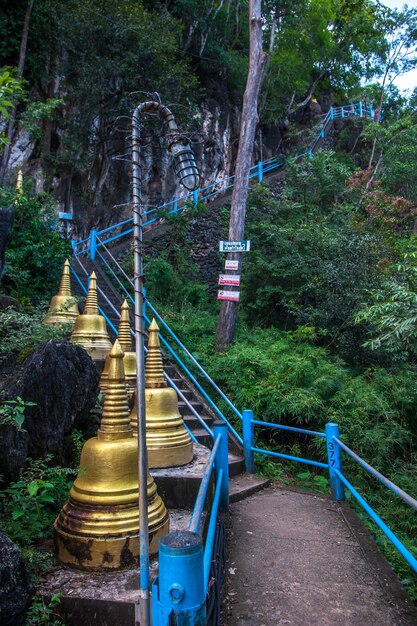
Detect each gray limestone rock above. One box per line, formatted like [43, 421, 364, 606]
[0, 531, 34, 626]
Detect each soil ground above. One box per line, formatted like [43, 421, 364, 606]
[222, 484, 417, 625]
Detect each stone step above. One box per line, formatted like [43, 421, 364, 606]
[191, 428, 213, 449]
[228, 453, 245, 478]
[183, 414, 213, 430]
[178, 400, 204, 415]
[229, 473, 270, 503]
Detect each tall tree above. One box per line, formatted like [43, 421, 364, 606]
[215, 0, 268, 351]
[0, 0, 33, 183]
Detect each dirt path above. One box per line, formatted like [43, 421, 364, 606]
[223, 484, 417, 625]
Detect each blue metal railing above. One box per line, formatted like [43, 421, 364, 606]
[242, 410, 417, 575]
[72, 101, 374, 256]
[152, 422, 229, 622]
[84, 244, 244, 445]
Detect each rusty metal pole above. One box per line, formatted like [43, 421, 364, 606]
[131, 101, 200, 626]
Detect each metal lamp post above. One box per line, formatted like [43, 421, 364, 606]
[131, 101, 199, 626]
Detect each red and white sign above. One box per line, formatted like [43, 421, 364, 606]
[225, 260, 239, 271]
[217, 290, 240, 302]
[219, 274, 240, 287]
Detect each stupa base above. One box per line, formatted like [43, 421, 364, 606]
[54, 515, 169, 572]
[148, 440, 194, 469]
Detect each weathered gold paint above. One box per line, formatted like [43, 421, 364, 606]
[130, 319, 193, 468]
[101, 300, 136, 401]
[43, 259, 79, 327]
[54, 340, 169, 570]
[70, 271, 112, 361]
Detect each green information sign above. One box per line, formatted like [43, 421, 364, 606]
[219, 240, 251, 252]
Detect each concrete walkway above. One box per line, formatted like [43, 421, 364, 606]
[223, 484, 417, 625]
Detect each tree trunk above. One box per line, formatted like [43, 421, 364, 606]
[215, 0, 267, 352]
[0, 0, 34, 184]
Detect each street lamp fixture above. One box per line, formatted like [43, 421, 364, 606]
[169, 139, 200, 192]
[131, 101, 199, 626]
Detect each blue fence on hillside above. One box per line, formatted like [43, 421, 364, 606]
[242, 410, 417, 575]
[70, 257, 243, 446]
[152, 423, 229, 624]
[71, 101, 374, 258]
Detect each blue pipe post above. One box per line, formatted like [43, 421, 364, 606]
[257, 161, 263, 183]
[213, 422, 229, 511]
[152, 530, 206, 625]
[308, 149, 313, 160]
[320, 127, 325, 138]
[329, 107, 334, 120]
[359, 101, 363, 117]
[369, 104, 373, 119]
[325, 423, 345, 501]
[242, 410, 255, 473]
[173, 197, 178, 213]
[193, 189, 198, 208]
[89, 228, 97, 261]
[143, 286, 147, 322]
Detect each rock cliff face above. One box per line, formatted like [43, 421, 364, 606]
[0, 340, 99, 483]
[5, 97, 283, 239]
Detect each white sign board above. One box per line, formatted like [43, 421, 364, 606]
[219, 274, 240, 287]
[225, 260, 239, 270]
[217, 290, 240, 302]
[219, 240, 251, 253]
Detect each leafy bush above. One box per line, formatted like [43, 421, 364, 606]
[0, 185, 71, 302]
[0, 305, 70, 362]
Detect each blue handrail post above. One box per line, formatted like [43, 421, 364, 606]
[369, 105, 374, 119]
[173, 197, 178, 213]
[341, 106, 345, 118]
[359, 101, 363, 117]
[193, 189, 198, 208]
[320, 127, 325, 138]
[89, 228, 97, 261]
[308, 149, 313, 160]
[213, 422, 229, 511]
[152, 530, 206, 625]
[242, 410, 255, 473]
[325, 423, 345, 501]
[329, 107, 334, 121]
[257, 161, 263, 183]
[143, 286, 147, 322]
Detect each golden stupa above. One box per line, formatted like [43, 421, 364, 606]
[43, 259, 79, 327]
[70, 271, 112, 362]
[54, 340, 169, 571]
[130, 319, 193, 468]
[101, 300, 136, 402]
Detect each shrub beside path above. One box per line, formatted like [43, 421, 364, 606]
[223, 484, 417, 625]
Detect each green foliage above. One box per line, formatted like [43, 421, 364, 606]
[20, 98, 63, 142]
[241, 153, 390, 362]
[0, 186, 71, 302]
[26, 593, 63, 625]
[0, 306, 70, 362]
[355, 249, 417, 359]
[0, 67, 22, 146]
[0, 456, 76, 545]
[0, 396, 36, 431]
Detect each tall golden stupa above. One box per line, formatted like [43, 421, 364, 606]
[101, 300, 136, 401]
[130, 319, 193, 468]
[54, 340, 169, 570]
[43, 259, 79, 327]
[70, 271, 112, 362]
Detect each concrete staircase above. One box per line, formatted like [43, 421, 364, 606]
[71, 254, 269, 504]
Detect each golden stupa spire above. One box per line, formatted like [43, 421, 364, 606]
[118, 300, 133, 352]
[145, 319, 166, 388]
[99, 340, 132, 438]
[84, 272, 99, 314]
[57, 259, 72, 297]
[16, 170, 23, 192]
[100, 300, 136, 401]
